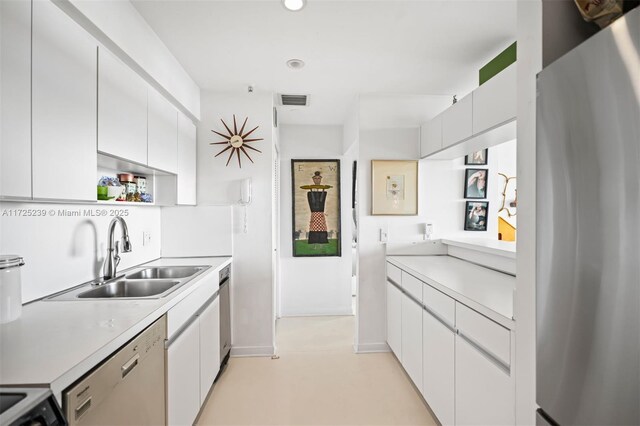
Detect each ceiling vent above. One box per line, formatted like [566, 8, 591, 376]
[280, 94, 310, 107]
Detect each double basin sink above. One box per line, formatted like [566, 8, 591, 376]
[46, 266, 208, 301]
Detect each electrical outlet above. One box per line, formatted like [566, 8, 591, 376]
[142, 231, 151, 246]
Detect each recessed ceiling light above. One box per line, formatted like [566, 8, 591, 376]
[286, 59, 305, 70]
[282, 0, 306, 12]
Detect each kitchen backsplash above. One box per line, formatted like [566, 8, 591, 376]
[0, 202, 162, 302]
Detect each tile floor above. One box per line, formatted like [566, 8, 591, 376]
[197, 316, 437, 426]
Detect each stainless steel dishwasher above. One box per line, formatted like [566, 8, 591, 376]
[63, 316, 166, 426]
[218, 265, 231, 368]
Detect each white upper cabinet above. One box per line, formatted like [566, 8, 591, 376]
[98, 47, 148, 165]
[441, 94, 473, 148]
[420, 114, 442, 158]
[473, 63, 517, 134]
[176, 112, 197, 205]
[148, 88, 178, 174]
[32, 0, 97, 201]
[1, 0, 32, 199]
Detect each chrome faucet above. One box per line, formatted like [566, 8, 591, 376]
[102, 216, 132, 280]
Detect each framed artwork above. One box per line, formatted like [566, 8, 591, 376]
[291, 159, 341, 257]
[465, 149, 488, 165]
[371, 160, 418, 215]
[464, 168, 488, 199]
[464, 201, 489, 231]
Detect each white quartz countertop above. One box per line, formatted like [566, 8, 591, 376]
[0, 256, 231, 399]
[387, 255, 515, 329]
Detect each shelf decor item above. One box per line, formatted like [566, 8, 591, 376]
[464, 201, 489, 231]
[291, 159, 341, 257]
[464, 168, 488, 199]
[211, 115, 263, 168]
[97, 176, 121, 200]
[371, 160, 418, 215]
[465, 149, 488, 165]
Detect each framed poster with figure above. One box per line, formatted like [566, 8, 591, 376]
[464, 201, 489, 231]
[464, 168, 488, 199]
[465, 149, 488, 165]
[371, 160, 418, 215]
[291, 159, 341, 257]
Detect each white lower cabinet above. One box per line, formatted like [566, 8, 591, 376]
[199, 298, 220, 404]
[387, 260, 516, 426]
[455, 334, 515, 425]
[167, 320, 201, 426]
[401, 294, 423, 390]
[386, 280, 402, 358]
[422, 310, 455, 425]
[166, 271, 222, 425]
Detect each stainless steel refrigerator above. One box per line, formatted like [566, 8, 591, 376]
[536, 8, 639, 426]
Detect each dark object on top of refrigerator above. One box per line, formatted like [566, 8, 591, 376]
[536, 7, 639, 426]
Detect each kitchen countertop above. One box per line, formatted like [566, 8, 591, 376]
[387, 255, 515, 329]
[0, 256, 231, 401]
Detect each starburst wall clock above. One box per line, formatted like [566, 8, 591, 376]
[211, 115, 263, 168]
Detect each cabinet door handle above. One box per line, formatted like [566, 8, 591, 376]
[387, 277, 401, 289]
[423, 304, 456, 333]
[457, 330, 510, 375]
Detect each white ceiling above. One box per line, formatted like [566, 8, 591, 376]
[132, 0, 517, 126]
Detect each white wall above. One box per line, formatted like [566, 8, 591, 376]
[420, 139, 517, 241]
[62, 0, 201, 119]
[516, 1, 543, 423]
[197, 91, 274, 356]
[356, 127, 423, 351]
[161, 206, 232, 257]
[0, 202, 161, 302]
[278, 125, 352, 317]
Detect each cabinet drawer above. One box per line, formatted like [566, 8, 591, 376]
[386, 263, 401, 286]
[456, 303, 510, 366]
[424, 285, 455, 326]
[167, 273, 217, 338]
[401, 271, 423, 303]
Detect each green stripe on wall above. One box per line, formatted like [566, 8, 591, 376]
[479, 42, 517, 85]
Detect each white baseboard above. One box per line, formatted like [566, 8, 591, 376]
[354, 342, 390, 353]
[230, 345, 275, 357]
[280, 309, 353, 317]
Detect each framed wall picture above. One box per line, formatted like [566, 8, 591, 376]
[465, 148, 488, 165]
[464, 168, 488, 199]
[464, 201, 489, 231]
[371, 160, 418, 215]
[291, 159, 341, 257]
